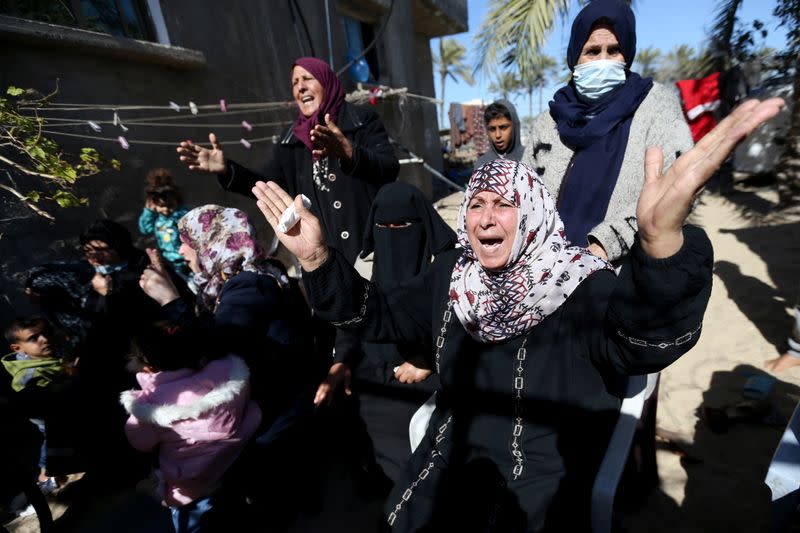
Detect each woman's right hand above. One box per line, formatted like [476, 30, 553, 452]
[139, 248, 180, 306]
[176, 132, 227, 174]
[314, 362, 352, 406]
[252, 180, 329, 271]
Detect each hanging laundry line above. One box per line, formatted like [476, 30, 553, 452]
[38, 130, 282, 147]
[18, 84, 438, 114]
[28, 120, 291, 129]
[20, 102, 292, 112]
[31, 107, 285, 123]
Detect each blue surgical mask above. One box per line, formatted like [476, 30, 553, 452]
[572, 59, 627, 101]
[94, 262, 128, 275]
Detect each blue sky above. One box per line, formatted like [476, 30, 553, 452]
[433, 0, 789, 126]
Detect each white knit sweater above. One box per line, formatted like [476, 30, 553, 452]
[523, 82, 693, 262]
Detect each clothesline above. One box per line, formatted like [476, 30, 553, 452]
[34, 108, 281, 123]
[347, 85, 441, 105]
[27, 119, 290, 129]
[19, 102, 292, 112]
[17, 84, 438, 114]
[38, 130, 281, 147]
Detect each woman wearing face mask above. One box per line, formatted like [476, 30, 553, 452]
[176, 57, 399, 264]
[524, 0, 693, 264]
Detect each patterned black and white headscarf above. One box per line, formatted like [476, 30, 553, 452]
[449, 159, 611, 343]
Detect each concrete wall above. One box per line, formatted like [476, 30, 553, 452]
[0, 1, 466, 326]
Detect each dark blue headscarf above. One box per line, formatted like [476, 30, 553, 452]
[549, 0, 653, 247]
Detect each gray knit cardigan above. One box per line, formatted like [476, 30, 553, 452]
[523, 82, 693, 262]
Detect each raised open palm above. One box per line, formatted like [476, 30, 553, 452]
[176, 132, 227, 174]
[636, 97, 784, 258]
[252, 181, 329, 271]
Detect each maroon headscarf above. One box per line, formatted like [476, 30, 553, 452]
[291, 57, 345, 153]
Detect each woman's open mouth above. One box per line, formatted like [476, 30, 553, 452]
[479, 238, 503, 249]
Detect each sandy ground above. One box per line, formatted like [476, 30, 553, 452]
[622, 186, 800, 533]
[5, 185, 800, 533]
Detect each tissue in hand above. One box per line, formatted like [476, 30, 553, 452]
[276, 194, 312, 233]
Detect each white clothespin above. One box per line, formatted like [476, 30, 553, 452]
[189, 101, 198, 115]
[113, 111, 128, 131]
[169, 101, 181, 112]
[87, 121, 102, 132]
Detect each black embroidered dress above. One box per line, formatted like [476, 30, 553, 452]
[304, 225, 712, 532]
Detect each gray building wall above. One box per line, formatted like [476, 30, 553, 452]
[0, 0, 467, 326]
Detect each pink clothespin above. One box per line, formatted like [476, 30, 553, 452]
[118, 136, 129, 150]
[241, 120, 252, 132]
[219, 99, 227, 112]
[240, 138, 251, 149]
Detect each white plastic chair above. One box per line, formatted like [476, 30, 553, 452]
[590, 372, 660, 533]
[409, 392, 437, 452]
[765, 401, 800, 532]
[407, 373, 659, 533]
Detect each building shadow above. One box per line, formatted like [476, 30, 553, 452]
[718, 219, 800, 309]
[714, 260, 794, 352]
[680, 364, 799, 532]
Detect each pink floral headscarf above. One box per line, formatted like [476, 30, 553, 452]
[178, 205, 288, 312]
[449, 159, 612, 343]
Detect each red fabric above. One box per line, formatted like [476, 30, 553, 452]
[676, 72, 721, 142]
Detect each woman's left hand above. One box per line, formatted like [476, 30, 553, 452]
[636, 98, 784, 258]
[139, 248, 180, 306]
[310, 113, 354, 162]
[91, 273, 112, 296]
[394, 361, 432, 384]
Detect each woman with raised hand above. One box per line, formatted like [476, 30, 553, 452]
[252, 98, 783, 531]
[138, 205, 314, 525]
[176, 57, 399, 264]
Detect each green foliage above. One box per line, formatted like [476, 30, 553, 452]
[489, 71, 522, 100]
[0, 84, 120, 218]
[434, 38, 475, 126]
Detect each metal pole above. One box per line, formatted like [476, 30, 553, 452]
[324, 0, 334, 68]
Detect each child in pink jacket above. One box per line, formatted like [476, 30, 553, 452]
[121, 321, 261, 532]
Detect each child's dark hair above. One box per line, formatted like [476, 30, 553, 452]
[145, 168, 182, 209]
[5, 316, 50, 345]
[80, 219, 135, 260]
[484, 103, 512, 125]
[130, 321, 216, 372]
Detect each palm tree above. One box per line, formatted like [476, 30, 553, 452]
[474, 0, 634, 78]
[433, 38, 474, 127]
[489, 71, 522, 101]
[518, 55, 558, 118]
[634, 46, 661, 79]
[659, 44, 709, 84]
